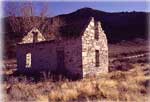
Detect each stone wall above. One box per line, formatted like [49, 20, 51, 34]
[60, 38, 83, 78]
[21, 28, 46, 44]
[17, 37, 83, 78]
[17, 41, 57, 73]
[82, 17, 108, 77]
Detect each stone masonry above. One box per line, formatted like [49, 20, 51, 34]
[82, 17, 108, 76]
[16, 17, 108, 79]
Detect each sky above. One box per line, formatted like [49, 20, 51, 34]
[3, 1, 150, 17]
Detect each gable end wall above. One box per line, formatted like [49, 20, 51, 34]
[82, 18, 108, 77]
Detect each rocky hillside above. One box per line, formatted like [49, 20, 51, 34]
[3, 7, 149, 59]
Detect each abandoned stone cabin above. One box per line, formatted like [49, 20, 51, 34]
[16, 17, 108, 79]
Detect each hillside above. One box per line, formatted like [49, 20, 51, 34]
[3, 7, 149, 59]
[57, 7, 148, 42]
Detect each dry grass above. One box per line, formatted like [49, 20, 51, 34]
[3, 63, 150, 102]
[3, 40, 149, 102]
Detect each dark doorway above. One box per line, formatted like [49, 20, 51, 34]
[56, 49, 66, 75]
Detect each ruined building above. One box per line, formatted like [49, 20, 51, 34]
[16, 17, 108, 79]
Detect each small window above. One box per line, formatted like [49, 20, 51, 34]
[26, 53, 31, 68]
[95, 50, 99, 67]
[32, 31, 38, 43]
[95, 22, 99, 40]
